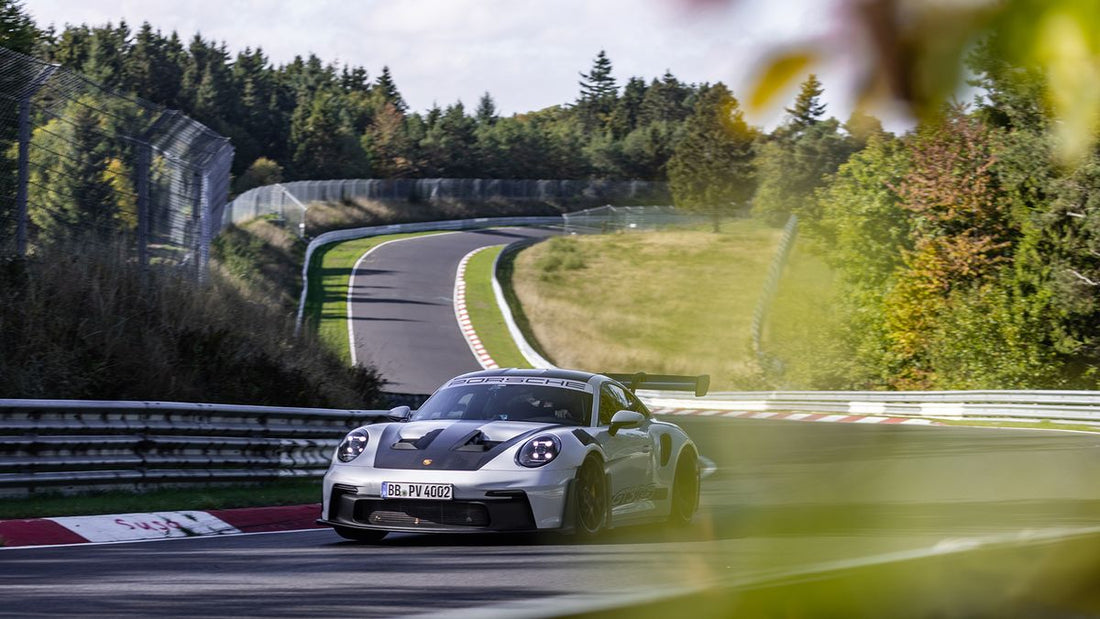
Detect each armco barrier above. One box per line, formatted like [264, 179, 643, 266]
[4, 388, 1098, 496]
[0, 399, 389, 496]
[640, 390, 1100, 426]
[294, 216, 565, 334]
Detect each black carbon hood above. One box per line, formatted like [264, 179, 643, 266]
[373, 421, 557, 471]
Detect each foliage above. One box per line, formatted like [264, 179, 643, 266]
[0, 239, 382, 406]
[233, 157, 284, 196]
[754, 76, 859, 227]
[743, 0, 1100, 165]
[667, 84, 758, 231]
[30, 26, 714, 183]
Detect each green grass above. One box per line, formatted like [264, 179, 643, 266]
[936, 418, 1100, 433]
[304, 231, 446, 362]
[761, 240, 854, 389]
[510, 221, 784, 389]
[463, 245, 533, 369]
[0, 479, 322, 520]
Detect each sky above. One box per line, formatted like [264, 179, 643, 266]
[25, 0, 891, 128]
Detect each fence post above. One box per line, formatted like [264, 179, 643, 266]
[14, 64, 58, 256]
[192, 169, 204, 281]
[134, 141, 151, 268]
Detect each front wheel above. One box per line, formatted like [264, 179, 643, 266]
[573, 456, 608, 537]
[668, 452, 699, 526]
[333, 525, 388, 543]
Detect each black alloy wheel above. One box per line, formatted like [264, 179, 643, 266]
[669, 453, 699, 526]
[574, 457, 608, 536]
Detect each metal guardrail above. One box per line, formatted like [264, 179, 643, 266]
[5, 389, 1098, 495]
[0, 399, 389, 496]
[640, 390, 1100, 425]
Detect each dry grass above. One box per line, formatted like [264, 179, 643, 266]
[212, 217, 304, 310]
[511, 222, 783, 389]
[0, 237, 382, 407]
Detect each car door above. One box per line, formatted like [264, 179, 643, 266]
[596, 383, 656, 520]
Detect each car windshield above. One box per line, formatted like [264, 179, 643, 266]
[411, 383, 593, 426]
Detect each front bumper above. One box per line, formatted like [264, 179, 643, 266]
[321, 466, 575, 532]
[323, 484, 540, 533]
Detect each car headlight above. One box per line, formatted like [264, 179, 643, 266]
[517, 435, 561, 467]
[336, 430, 369, 462]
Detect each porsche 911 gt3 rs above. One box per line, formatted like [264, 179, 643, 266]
[318, 368, 709, 541]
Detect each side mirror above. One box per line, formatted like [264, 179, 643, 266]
[387, 405, 411, 422]
[608, 410, 644, 436]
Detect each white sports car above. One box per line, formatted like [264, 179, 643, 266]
[319, 368, 709, 541]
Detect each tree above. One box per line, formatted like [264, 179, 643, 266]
[881, 107, 1011, 388]
[28, 103, 119, 241]
[667, 84, 758, 231]
[475, 92, 498, 127]
[124, 23, 184, 107]
[608, 76, 646, 138]
[419, 101, 478, 176]
[373, 66, 407, 114]
[783, 74, 826, 136]
[289, 91, 370, 179]
[576, 50, 618, 132]
[233, 157, 284, 195]
[362, 102, 413, 178]
[753, 76, 857, 226]
[639, 71, 693, 126]
[0, 0, 36, 54]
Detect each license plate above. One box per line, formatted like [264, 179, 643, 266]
[381, 482, 453, 500]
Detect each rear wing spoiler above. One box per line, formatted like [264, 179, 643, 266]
[604, 373, 710, 397]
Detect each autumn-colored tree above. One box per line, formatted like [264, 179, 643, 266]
[882, 107, 1011, 387]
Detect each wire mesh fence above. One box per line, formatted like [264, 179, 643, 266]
[0, 46, 233, 277]
[561, 204, 703, 234]
[224, 178, 669, 236]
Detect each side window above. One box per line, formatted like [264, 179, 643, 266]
[624, 389, 650, 417]
[598, 385, 619, 426]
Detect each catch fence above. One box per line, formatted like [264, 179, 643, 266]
[0, 46, 233, 277]
[224, 178, 669, 236]
[561, 204, 703, 234]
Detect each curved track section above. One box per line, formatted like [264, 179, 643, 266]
[347, 227, 557, 395]
[4, 420, 1098, 616]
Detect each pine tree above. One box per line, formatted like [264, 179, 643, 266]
[0, 0, 37, 54]
[576, 50, 618, 132]
[667, 84, 757, 231]
[784, 74, 826, 136]
[373, 66, 407, 114]
[475, 92, 498, 126]
[608, 76, 646, 138]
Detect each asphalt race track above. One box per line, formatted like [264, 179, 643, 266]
[4, 418, 1099, 617]
[346, 226, 558, 395]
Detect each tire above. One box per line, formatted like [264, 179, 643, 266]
[668, 451, 699, 526]
[333, 525, 388, 543]
[573, 456, 608, 537]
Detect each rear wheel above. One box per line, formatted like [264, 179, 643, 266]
[668, 452, 699, 526]
[573, 456, 608, 537]
[333, 525, 388, 543]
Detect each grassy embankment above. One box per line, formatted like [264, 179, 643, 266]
[506, 220, 789, 389]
